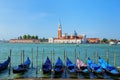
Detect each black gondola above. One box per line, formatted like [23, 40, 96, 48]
[42, 57, 52, 74]
[54, 57, 64, 74]
[88, 57, 103, 74]
[66, 57, 77, 74]
[0, 56, 10, 72]
[98, 57, 120, 76]
[13, 57, 31, 74]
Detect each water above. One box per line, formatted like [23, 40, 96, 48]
[0, 42, 120, 79]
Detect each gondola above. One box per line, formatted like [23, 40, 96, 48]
[76, 58, 90, 74]
[88, 57, 103, 74]
[13, 57, 31, 74]
[42, 57, 52, 74]
[0, 56, 10, 72]
[98, 57, 120, 76]
[54, 57, 64, 74]
[66, 57, 77, 74]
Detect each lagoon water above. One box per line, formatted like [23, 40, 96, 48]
[0, 42, 120, 79]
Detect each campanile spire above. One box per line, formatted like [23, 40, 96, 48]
[58, 23, 62, 39]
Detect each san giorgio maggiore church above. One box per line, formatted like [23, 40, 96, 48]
[48, 23, 87, 44]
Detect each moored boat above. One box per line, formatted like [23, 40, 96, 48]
[98, 57, 120, 76]
[88, 57, 103, 74]
[54, 57, 64, 74]
[42, 57, 52, 74]
[66, 57, 77, 74]
[76, 58, 90, 74]
[0, 56, 10, 72]
[13, 57, 31, 74]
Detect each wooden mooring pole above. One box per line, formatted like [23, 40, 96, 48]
[96, 50, 98, 63]
[94, 52, 95, 62]
[106, 48, 109, 64]
[53, 49, 55, 70]
[36, 47, 38, 77]
[85, 49, 87, 64]
[31, 48, 33, 68]
[21, 50, 23, 64]
[42, 48, 44, 66]
[114, 53, 116, 67]
[23, 50, 25, 64]
[9, 49, 12, 76]
[51, 50, 53, 72]
[64, 49, 66, 77]
[74, 48, 76, 64]
[64, 49, 65, 67]
[78, 51, 80, 59]
[50, 50, 53, 78]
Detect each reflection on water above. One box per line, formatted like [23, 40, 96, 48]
[9, 68, 120, 79]
[0, 67, 119, 79]
[14, 74, 24, 79]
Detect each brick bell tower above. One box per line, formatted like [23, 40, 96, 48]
[58, 23, 62, 39]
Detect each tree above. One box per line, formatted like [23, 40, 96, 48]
[35, 36, 38, 39]
[23, 35, 27, 39]
[40, 37, 48, 42]
[101, 38, 108, 43]
[31, 36, 35, 39]
[19, 34, 39, 40]
[20, 36, 22, 39]
[27, 34, 31, 39]
[110, 39, 118, 42]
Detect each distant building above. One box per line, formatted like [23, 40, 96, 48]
[86, 38, 100, 44]
[48, 23, 86, 44]
[117, 41, 120, 44]
[9, 39, 40, 43]
[109, 41, 117, 45]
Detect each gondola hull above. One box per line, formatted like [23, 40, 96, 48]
[13, 57, 30, 74]
[13, 68, 27, 74]
[54, 69, 64, 74]
[80, 67, 90, 74]
[42, 57, 52, 74]
[54, 57, 64, 75]
[76, 58, 90, 74]
[66, 58, 77, 74]
[0, 56, 10, 72]
[43, 70, 51, 74]
[98, 57, 120, 76]
[105, 69, 120, 76]
[88, 58, 103, 75]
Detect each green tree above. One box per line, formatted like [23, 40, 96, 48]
[110, 39, 117, 41]
[40, 37, 48, 42]
[27, 34, 31, 39]
[20, 36, 22, 39]
[31, 36, 35, 39]
[23, 35, 27, 39]
[110, 39, 118, 42]
[35, 36, 38, 39]
[20, 34, 39, 39]
[101, 38, 108, 43]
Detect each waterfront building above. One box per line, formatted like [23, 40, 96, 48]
[109, 41, 117, 45]
[49, 23, 87, 44]
[86, 38, 100, 44]
[117, 41, 120, 44]
[9, 39, 40, 43]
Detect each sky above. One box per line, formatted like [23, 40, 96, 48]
[0, 0, 120, 40]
